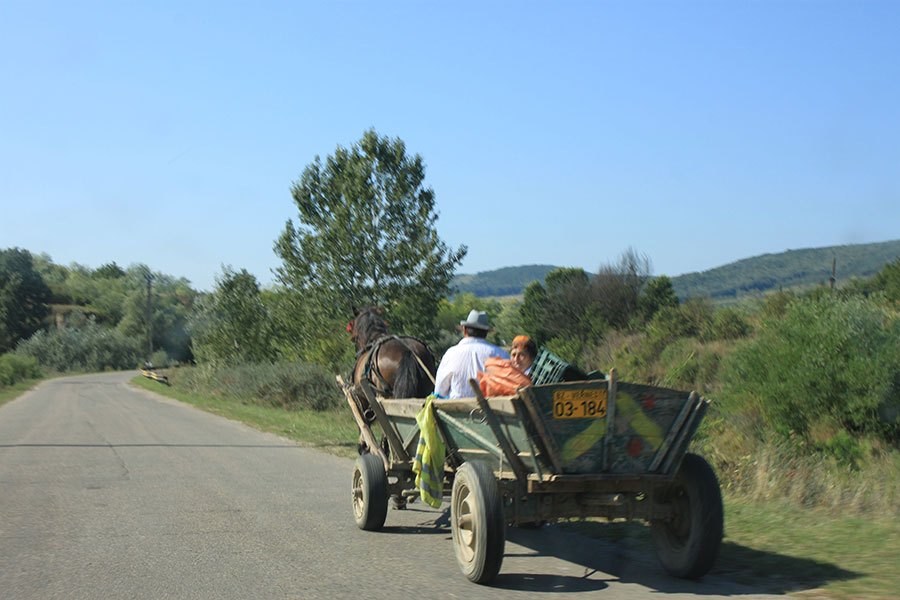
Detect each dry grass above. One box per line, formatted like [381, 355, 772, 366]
[695, 431, 900, 518]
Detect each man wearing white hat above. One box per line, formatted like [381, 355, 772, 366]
[433, 309, 510, 399]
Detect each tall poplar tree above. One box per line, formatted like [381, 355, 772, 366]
[275, 130, 466, 337]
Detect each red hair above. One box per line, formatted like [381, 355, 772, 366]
[511, 335, 537, 358]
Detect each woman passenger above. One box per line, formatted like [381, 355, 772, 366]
[510, 335, 537, 375]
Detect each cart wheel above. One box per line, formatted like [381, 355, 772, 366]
[352, 453, 388, 531]
[651, 453, 723, 579]
[451, 461, 505, 584]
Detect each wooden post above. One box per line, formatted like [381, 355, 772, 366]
[335, 376, 389, 471]
[360, 381, 410, 464]
[469, 379, 529, 482]
[603, 368, 618, 471]
[649, 391, 697, 473]
[518, 388, 565, 474]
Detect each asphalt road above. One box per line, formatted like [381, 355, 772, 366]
[0, 372, 783, 599]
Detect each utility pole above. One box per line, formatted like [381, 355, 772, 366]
[145, 271, 155, 366]
[830, 257, 836, 290]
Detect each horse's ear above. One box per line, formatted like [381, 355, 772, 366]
[374, 306, 385, 315]
[352, 306, 362, 317]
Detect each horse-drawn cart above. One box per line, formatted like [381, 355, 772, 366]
[336, 369, 723, 585]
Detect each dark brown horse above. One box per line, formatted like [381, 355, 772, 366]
[349, 306, 436, 400]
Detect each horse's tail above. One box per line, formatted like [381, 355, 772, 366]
[393, 347, 435, 399]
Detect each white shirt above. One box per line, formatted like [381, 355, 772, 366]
[434, 337, 510, 399]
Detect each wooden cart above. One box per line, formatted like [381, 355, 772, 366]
[337, 370, 723, 585]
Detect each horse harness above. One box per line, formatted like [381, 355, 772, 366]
[355, 334, 434, 397]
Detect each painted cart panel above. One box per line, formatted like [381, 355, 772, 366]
[379, 374, 708, 479]
[520, 380, 707, 476]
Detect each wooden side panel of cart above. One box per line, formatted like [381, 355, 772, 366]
[340, 372, 709, 481]
[379, 377, 706, 478]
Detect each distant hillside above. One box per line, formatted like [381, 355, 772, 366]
[452, 264, 558, 297]
[452, 240, 900, 301]
[670, 240, 900, 301]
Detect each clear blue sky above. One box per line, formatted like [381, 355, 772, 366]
[2, 1, 898, 291]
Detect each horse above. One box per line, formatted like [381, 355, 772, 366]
[348, 306, 436, 462]
[349, 306, 436, 402]
[348, 307, 436, 508]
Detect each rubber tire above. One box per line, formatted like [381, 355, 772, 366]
[651, 453, 723, 579]
[352, 453, 388, 531]
[451, 461, 505, 584]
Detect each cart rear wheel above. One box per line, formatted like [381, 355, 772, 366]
[651, 453, 723, 579]
[352, 453, 388, 531]
[451, 461, 505, 584]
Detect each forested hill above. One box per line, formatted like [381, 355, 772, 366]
[453, 239, 900, 300]
[670, 239, 900, 301]
[452, 264, 557, 297]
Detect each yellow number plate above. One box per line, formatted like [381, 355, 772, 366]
[552, 389, 608, 419]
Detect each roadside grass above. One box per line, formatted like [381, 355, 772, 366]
[130, 373, 899, 598]
[561, 497, 899, 599]
[0, 378, 46, 409]
[130, 375, 359, 457]
[723, 499, 898, 599]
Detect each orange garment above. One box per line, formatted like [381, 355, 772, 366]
[477, 357, 532, 396]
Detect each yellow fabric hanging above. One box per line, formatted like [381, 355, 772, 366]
[412, 394, 446, 508]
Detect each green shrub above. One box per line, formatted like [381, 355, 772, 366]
[645, 306, 697, 347]
[759, 289, 796, 319]
[16, 321, 142, 372]
[0, 353, 42, 386]
[544, 336, 587, 366]
[169, 361, 342, 411]
[656, 338, 726, 394]
[821, 429, 869, 470]
[720, 293, 900, 448]
[149, 349, 171, 368]
[645, 299, 714, 351]
[703, 306, 751, 341]
[614, 299, 727, 388]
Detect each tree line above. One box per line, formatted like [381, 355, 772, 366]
[0, 130, 683, 385]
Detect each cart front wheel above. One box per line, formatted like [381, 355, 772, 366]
[451, 461, 505, 584]
[651, 453, 723, 579]
[352, 453, 388, 531]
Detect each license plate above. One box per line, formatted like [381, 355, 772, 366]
[553, 389, 608, 419]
